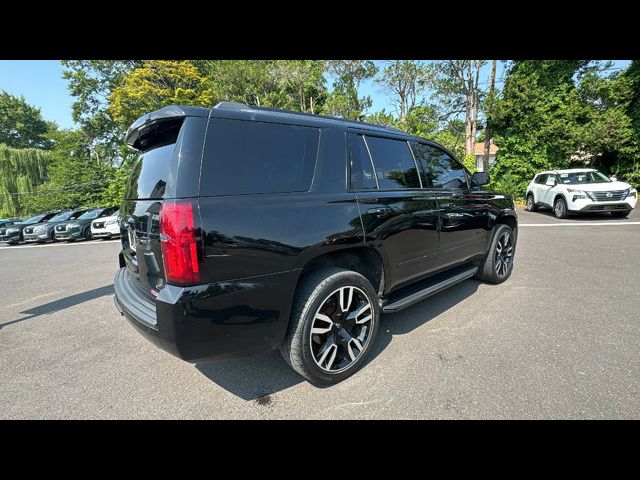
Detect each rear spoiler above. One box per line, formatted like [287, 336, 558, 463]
[125, 105, 210, 151]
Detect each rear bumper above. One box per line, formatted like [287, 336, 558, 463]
[113, 265, 300, 363]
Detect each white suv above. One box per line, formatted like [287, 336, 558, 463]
[90, 210, 120, 239]
[526, 169, 637, 218]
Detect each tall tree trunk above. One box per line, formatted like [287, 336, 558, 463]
[470, 61, 481, 159]
[483, 60, 497, 173]
[465, 63, 473, 155]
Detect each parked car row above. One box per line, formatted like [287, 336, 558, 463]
[0, 207, 120, 245]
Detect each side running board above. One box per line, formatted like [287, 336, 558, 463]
[382, 266, 478, 313]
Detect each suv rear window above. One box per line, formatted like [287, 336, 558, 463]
[201, 119, 320, 196]
[125, 118, 186, 200]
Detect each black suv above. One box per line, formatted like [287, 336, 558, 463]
[114, 102, 518, 385]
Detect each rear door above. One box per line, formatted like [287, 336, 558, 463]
[350, 132, 440, 292]
[413, 143, 489, 270]
[120, 115, 208, 294]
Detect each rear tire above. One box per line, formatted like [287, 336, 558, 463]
[526, 194, 537, 212]
[553, 197, 568, 219]
[476, 224, 516, 284]
[279, 267, 380, 386]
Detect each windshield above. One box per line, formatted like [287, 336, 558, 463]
[559, 171, 612, 184]
[49, 211, 72, 222]
[23, 214, 45, 224]
[78, 209, 102, 220]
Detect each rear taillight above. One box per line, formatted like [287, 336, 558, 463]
[159, 199, 201, 286]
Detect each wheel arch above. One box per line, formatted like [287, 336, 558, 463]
[296, 247, 385, 299]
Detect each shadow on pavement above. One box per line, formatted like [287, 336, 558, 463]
[195, 350, 304, 401]
[0, 284, 114, 330]
[195, 278, 481, 400]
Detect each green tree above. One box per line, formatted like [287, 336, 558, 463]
[490, 61, 588, 196]
[0, 91, 53, 149]
[376, 61, 431, 122]
[20, 129, 112, 213]
[324, 60, 377, 120]
[0, 144, 50, 216]
[109, 60, 215, 129]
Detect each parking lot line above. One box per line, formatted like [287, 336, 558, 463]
[520, 222, 640, 226]
[0, 240, 120, 250]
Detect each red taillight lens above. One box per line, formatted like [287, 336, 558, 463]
[159, 199, 201, 286]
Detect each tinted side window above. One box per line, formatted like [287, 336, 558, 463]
[412, 143, 467, 189]
[535, 174, 548, 185]
[201, 119, 319, 196]
[365, 136, 420, 190]
[349, 133, 377, 190]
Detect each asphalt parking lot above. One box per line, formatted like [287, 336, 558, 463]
[1, 208, 639, 419]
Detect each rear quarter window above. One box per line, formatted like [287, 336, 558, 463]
[200, 118, 320, 196]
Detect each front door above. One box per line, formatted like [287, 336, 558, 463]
[411, 142, 489, 271]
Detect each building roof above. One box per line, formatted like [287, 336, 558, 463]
[474, 142, 499, 155]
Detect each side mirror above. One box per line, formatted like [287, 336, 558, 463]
[472, 171, 490, 186]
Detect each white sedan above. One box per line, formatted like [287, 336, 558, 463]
[90, 210, 121, 239]
[526, 168, 637, 218]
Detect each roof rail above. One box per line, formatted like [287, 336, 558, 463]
[213, 101, 405, 133]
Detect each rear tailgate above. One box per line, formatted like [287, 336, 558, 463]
[120, 113, 208, 297]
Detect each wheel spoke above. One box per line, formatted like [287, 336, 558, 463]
[317, 340, 338, 368]
[346, 302, 372, 324]
[338, 287, 354, 313]
[324, 344, 338, 370]
[347, 338, 364, 361]
[311, 313, 333, 335]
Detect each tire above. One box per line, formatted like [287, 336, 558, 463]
[476, 224, 516, 284]
[610, 211, 629, 218]
[526, 194, 537, 212]
[553, 196, 568, 219]
[279, 267, 380, 386]
[84, 228, 92, 241]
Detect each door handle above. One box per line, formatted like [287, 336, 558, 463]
[367, 207, 392, 218]
[439, 203, 451, 208]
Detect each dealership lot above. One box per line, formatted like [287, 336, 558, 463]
[1, 208, 639, 419]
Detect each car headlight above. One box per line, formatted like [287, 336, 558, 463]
[627, 188, 637, 198]
[567, 188, 591, 201]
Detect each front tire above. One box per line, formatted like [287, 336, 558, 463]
[280, 267, 380, 386]
[526, 194, 537, 212]
[554, 197, 568, 219]
[476, 224, 516, 284]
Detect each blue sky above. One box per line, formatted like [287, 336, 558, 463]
[0, 60, 632, 129]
